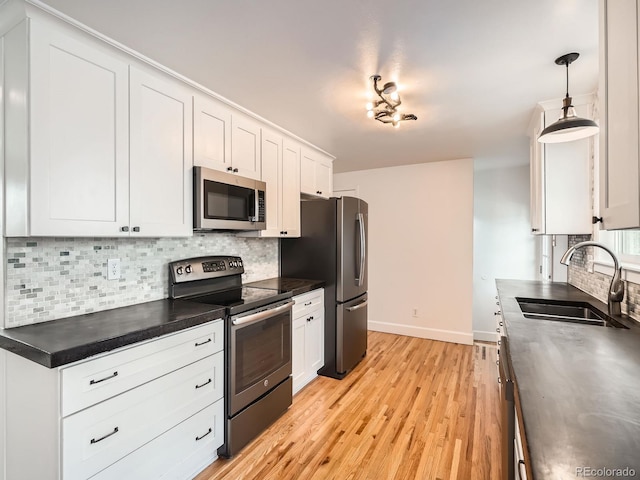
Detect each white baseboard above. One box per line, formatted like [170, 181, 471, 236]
[369, 321, 474, 345]
[473, 330, 499, 343]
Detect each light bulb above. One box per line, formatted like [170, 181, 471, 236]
[393, 112, 401, 122]
[390, 91, 399, 101]
[367, 110, 374, 118]
[366, 102, 374, 111]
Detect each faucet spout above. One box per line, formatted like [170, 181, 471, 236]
[560, 241, 624, 316]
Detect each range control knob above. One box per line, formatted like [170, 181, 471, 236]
[176, 266, 184, 275]
[185, 265, 192, 274]
[238, 260, 243, 267]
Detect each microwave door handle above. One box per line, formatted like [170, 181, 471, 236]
[356, 213, 365, 286]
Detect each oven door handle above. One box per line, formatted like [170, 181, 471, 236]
[231, 301, 294, 326]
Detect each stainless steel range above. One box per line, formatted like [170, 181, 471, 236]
[168, 256, 294, 457]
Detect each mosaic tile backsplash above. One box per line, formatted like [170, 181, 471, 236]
[5, 234, 278, 328]
[567, 234, 640, 322]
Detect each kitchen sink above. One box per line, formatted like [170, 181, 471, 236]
[516, 298, 628, 328]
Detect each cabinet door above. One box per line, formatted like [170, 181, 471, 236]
[306, 310, 324, 374]
[300, 148, 316, 195]
[193, 94, 232, 172]
[29, 21, 130, 236]
[315, 157, 333, 198]
[292, 317, 307, 394]
[261, 129, 282, 236]
[129, 66, 193, 237]
[281, 139, 301, 237]
[231, 114, 261, 180]
[599, 0, 640, 230]
[529, 113, 544, 234]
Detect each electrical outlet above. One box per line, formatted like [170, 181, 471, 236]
[412, 308, 418, 318]
[107, 258, 121, 280]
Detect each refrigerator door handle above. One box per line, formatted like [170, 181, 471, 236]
[356, 212, 366, 286]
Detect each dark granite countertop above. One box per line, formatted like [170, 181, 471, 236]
[246, 277, 325, 297]
[0, 299, 225, 368]
[496, 279, 640, 479]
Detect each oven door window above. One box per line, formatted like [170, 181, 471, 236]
[204, 180, 255, 221]
[234, 312, 291, 394]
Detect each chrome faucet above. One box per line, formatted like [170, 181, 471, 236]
[560, 241, 624, 316]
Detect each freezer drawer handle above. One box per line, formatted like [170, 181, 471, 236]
[90, 427, 119, 444]
[232, 301, 294, 326]
[346, 300, 368, 312]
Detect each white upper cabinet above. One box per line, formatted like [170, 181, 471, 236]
[193, 94, 232, 172]
[300, 147, 333, 198]
[12, 18, 130, 237]
[193, 95, 261, 180]
[240, 131, 301, 238]
[231, 113, 261, 180]
[4, 15, 193, 237]
[129, 67, 193, 237]
[598, 0, 640, 230]
[528, 97, 593, 235]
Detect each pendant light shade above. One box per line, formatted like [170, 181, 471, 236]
[538, 53, 599, 144]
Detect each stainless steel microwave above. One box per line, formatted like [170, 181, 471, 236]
[194, 167, 266, 231]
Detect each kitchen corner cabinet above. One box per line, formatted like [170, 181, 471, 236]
[240, 131, 301, 238]
[301, 148, 333, 198]
[528, 97, 593, 235]
[598, 0, 640, 230]
[193, 94, 261, 180]
[292, 289, 324, 395]
[4, 322, 224, 480]
[3, 15, 192, 237]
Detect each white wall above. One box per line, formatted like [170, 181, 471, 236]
[334, 159, 474, 345]
[472, 164, 537, 341]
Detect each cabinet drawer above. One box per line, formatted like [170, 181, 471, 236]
[293, 289, 324, 318]
[62, 351, 223, 480]
[90, 398, 224, 480]
[61, 320, 223, 416]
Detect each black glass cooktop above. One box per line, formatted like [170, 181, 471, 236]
[188, 287, 292, 315]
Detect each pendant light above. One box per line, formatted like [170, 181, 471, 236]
[538, 52, 599, 144]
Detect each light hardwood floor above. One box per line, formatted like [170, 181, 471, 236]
[196, 331, 502, 480]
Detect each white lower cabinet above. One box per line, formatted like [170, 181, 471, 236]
[4, 321, 225, 480]
[292, 289, 324, 394]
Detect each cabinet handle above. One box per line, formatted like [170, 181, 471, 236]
[132, 226, 140, 232]
[120, 226, 129, 232]
[494, 311, 501, 315]
[233, 168, 239, 173]
[195, 378, 212, 389]
[499, 321, 503, 326]
[532, 228, 539, 232]
[498, 340, 501, 346]
[227, 167, 233, 171]
[196, 428, 212, 441]
[195, 338, 212, 347]
[496, 327, 500, 333]
[307, 316, 314, 322]
[496, 360, 499, 366]
[497, 377, 502, 384]
[89, 371, 118, 385]
[90, 427, 119, 444]
[304, 301, 313, 306]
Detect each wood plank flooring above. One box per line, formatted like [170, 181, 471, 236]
[195, 332, 502, 480]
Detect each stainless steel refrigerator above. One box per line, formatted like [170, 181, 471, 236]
[280, 197, 368, 379]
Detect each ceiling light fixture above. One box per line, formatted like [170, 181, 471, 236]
[366, 74, 417, 128]
[538, 52, 599, 144]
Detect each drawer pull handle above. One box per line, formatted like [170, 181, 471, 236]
[307, 316, 314, 322]
[304, 301, 313, 306]
[90, 427, 119, 444]
[195, 338, 212, 347]
[195, 378, 212, 389]
[89, 371, 118, 385]
[196, 428, 212, 441]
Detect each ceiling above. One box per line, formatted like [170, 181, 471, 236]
[39, 0, 599, 173]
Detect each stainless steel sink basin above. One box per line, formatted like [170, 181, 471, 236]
[516, 299, 628, 328]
